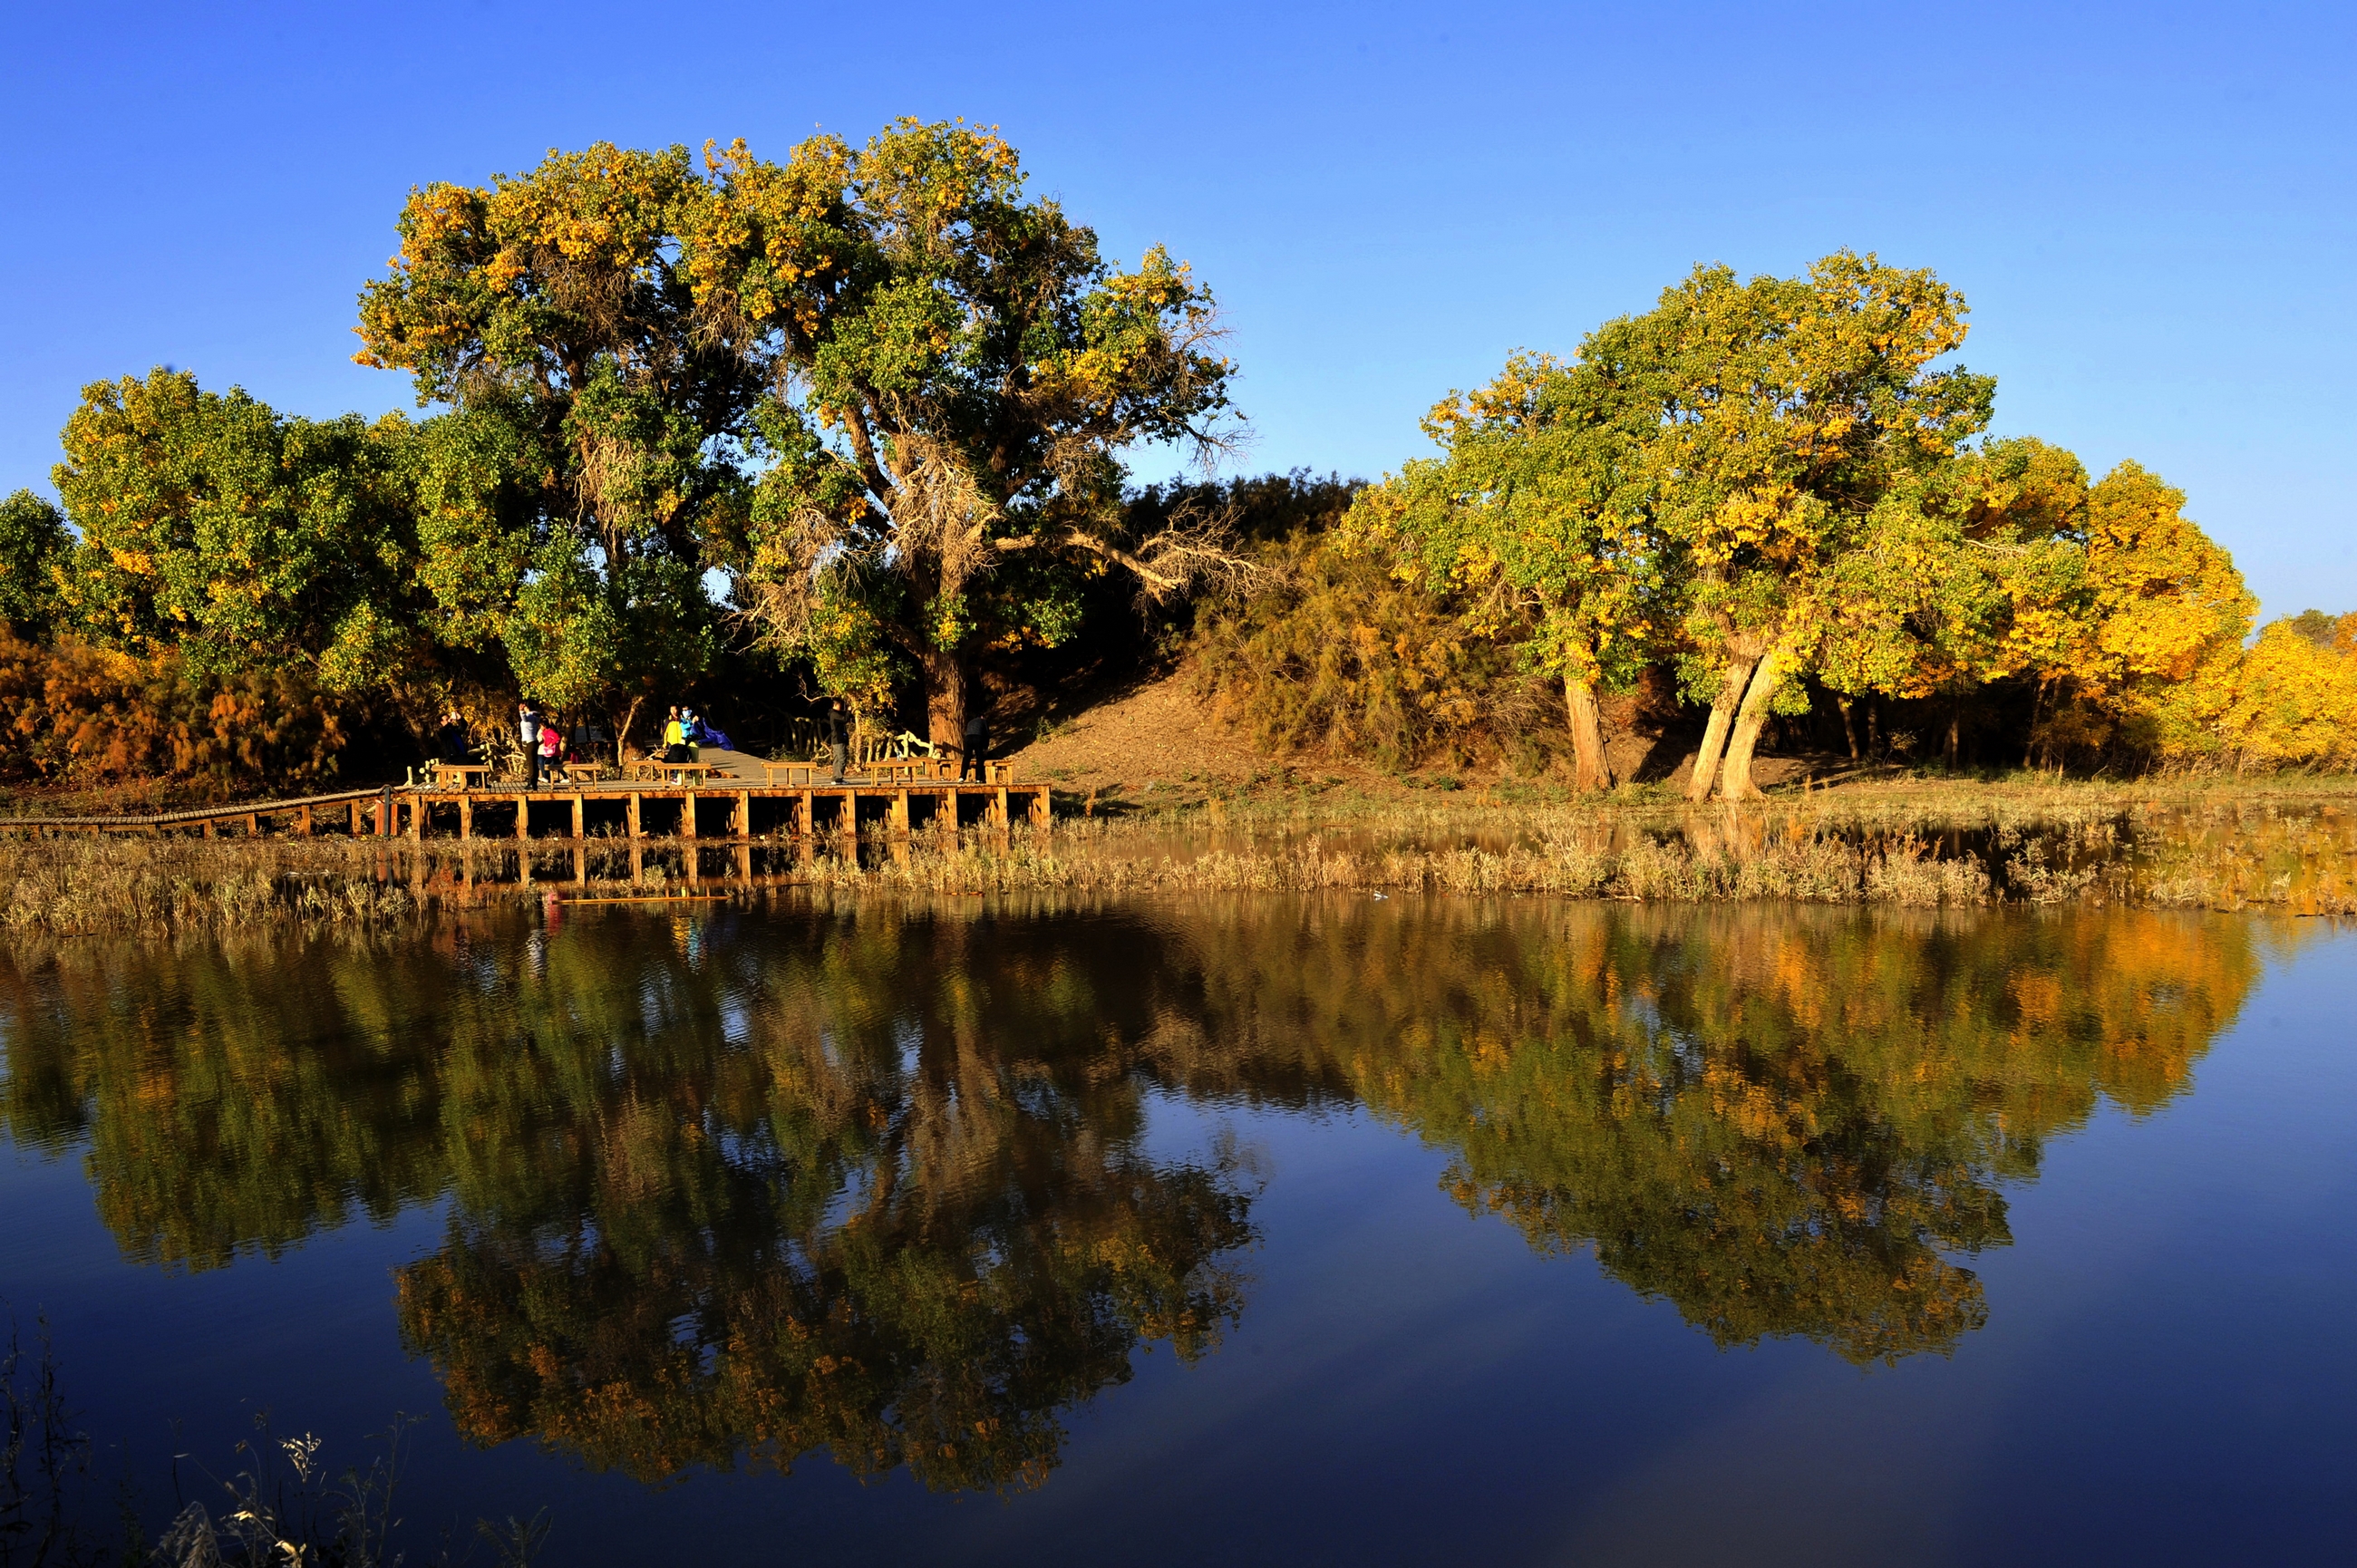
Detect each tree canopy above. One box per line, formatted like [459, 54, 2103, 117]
[51, 370, 417, 690]
[0, 489, 69, 638]
[689, 120, 1241, 747]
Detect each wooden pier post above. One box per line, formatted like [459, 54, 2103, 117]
[994, 786, 1009, 828]
[732, 789, 750, 839]
[409, 796, 422, 842]
[245, 811, 260, 837]
[202, 818, 215, 840]
[459, 796, 472, 842]
[627, 792, 642, 838]
[570, 794, 585, 840]
[348, 800, 362, 836]
[892, 788, 910, 835]
[797, 790, 813, 837]
[681, 790, 698, 841]
[515, 795, 530, 842]
[297, 804, 313, 837]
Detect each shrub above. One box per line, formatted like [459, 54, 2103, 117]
[1189, 532, 1561, 770]
[0, 631, 347, 798]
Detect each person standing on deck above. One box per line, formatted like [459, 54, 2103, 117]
[519, 702, 542, 789]
[826, 697, 849, 784]
[963, 709, 986, 781]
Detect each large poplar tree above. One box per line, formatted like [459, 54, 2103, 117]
[354, 142, 753, 731]
[1588, 254, 1994, 799]
[356, 121, 1237, 750]
[681, 120, 1241, 748]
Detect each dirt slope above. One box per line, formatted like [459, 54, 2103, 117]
[1003, 673, 1268, 792]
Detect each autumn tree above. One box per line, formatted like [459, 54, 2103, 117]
[1348, 352, 1654, 789]
[0, 489, 70, 638]
[2284, 608, 2357, 655]
[682, 120, 1241, 750]
[354, 143, 752, 732]
[49, 369, 418, 689]
[1990, 460, 2255, 766]
[2212, 616, 2357, 769]
[1815, 437, 2092, 766]
[1574, 254, 1993, 799]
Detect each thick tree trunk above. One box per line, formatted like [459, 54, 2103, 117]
[1684, 653, 1758, 804]
[1944, 696, 1962, 772]
[1867, 701, 1882, 760]
[922, 648, 970, 767]
[1837, 695, 1859, 762]
[1717, 640, 1790, 800]
[1565, 673, 1610, 792]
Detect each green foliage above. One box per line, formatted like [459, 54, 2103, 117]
[697, 120, 1240, 738]
[1591, 252, 1994, 644]
[51, 370, 418, 691]
[0, 489, 69, 637]
[355, 144, 753, 724]
[2284, 608, 2353, 653]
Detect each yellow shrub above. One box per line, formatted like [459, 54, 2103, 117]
[0, 631, 348, 797]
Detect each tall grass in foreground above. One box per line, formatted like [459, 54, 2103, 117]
[2, 782, 2352, 936]
[0, 1316, 548, 1567]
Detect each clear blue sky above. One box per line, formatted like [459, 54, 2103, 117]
[4, 0, 2350, 618]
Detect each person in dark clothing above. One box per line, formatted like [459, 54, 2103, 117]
[963, 710, 986, 781]
[826, 698, 849, 783]
[437, 709, 469, 764]
[519, 702, 542, 789]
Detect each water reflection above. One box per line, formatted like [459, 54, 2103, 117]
[0, 899, 2282, 1488]
[1147, 902, 2257, 1362]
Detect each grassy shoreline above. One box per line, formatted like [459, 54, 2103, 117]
[4, 779, 2352, 937]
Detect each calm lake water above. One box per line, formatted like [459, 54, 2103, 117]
[3, 896, 2352, 1565]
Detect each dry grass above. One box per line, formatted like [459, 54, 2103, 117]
[1, 837, 415, 937]
[2, 777, 2352, 937]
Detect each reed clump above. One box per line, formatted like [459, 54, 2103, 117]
[810, 823, 2002, 905]
[1, 836, 412, 937]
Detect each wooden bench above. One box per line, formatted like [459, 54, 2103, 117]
[868, 757, 949, 783]
[428, 761, 495, 790]
[626, 758, 723, 784]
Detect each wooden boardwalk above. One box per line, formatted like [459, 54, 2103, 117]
[0, 779, 1052, 841]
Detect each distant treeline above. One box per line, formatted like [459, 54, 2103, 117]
[0, 122, 2349, 799]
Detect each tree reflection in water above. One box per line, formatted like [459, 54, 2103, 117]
[0, 898, 2277, 1487]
